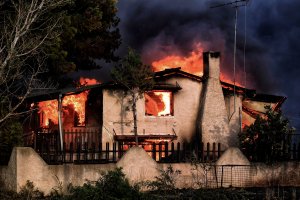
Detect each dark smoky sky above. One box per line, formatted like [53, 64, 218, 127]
[116, 0, 300, 129]
[77, 0, 300, 129]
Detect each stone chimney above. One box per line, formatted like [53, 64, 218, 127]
[199, 52, 230, 148]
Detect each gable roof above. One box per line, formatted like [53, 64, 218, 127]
[154, 67, 203, 82]
[27, 83, 105, 102]
[154, 67, 286, 106]
[27, 68, 286, 107]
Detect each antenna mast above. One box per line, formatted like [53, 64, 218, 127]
[210, 0, 249, 122]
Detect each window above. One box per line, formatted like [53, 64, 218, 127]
[145, 90, 173, 116]
[38, 92, 88, 128]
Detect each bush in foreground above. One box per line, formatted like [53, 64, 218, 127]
[65, 167, 141, 200]
[5, 168, 300, 199]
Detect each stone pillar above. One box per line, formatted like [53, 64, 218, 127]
[116, 146, 159, 184]
[200, 52, 230, 148]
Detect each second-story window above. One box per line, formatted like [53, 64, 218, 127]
[145, 90, 173, 116]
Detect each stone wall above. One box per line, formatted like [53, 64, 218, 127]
[0, 148, 115, 194]
[1, 147, 300, 195]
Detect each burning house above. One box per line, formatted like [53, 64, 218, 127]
[24, 51, 285, 163]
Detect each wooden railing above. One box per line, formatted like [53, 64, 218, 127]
[19, 131, 300, 165]
[22, 131, 224, 165]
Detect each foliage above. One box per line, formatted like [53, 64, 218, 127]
[190, 160, 213, 188]
[239, 106, 295, 163]
[3, 181, 300, 200]
[0, 117, 23, 164]
[146, 165, 181, 193]
[111, 48, 154, 93]
[0, 0, 120, 125]
[192, 188, 255, 200]
[0, 0, 67, 125]
[18, 181, 45, 200]
[65, 167, 141, 200]
[47, 0, 121, 75]
[111, 48, 154, 143]
[143, 188, 254, 200]
[0, 189, 19, 200]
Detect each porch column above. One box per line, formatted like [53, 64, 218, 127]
[58, 94, 64, 151]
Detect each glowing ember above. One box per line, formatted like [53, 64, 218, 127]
[145, 91, 172, 116]
[38, 92, 89, 127]
[152, 50, 203, 76]
[79, 77, 100, 86]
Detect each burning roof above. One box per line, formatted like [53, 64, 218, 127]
[153, 67, 286, 105]
[27, 83, 104, 102]
[154, 67, 202, 82]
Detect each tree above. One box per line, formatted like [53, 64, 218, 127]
[0, 0, 68, 126]
[47, 0, 121, 76]
[239, 106, 295, 163]
[111, 48, 154, 145]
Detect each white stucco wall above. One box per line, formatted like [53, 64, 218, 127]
[224, 94, 243, 146]
[101, 76, 202, 144]
[2, 147, 300, 194]
[166, 77, 202, 143]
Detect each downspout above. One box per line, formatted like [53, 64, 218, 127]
[58, 94, 64, 152]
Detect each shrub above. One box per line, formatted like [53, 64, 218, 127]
[239, 106, 295, 163]
[0, 189, 19, 200]
[193, 188, 255, 200]
[0, 118, 23, 165]
[146, 165, 181, 193]
[65, 167, 141, 200]
[18, 180, 45, 200]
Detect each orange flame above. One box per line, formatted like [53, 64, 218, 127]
[220, 74, 244, 87]
[79, 77, 100, 86]
[151, 46, 245, 87]
[38, 100, 59, 126]
[38, 92, 89, 127]
[156, 92, 171, 116]
[145, 91, 172, 116]
[152, 50, 203, 76]
[38, 78, 101, 127]
[62, 92, 88, 126]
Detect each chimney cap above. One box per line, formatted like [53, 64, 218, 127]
[203, 51, 220, 58]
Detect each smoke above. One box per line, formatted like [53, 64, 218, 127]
[117, 0, 300, 129]
[118, 0, 269, 88]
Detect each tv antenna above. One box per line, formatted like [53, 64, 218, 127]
[210, 0, 250, 9]
[210, 0, 250, 122]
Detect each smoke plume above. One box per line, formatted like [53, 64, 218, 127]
[116, 0, 300, 129]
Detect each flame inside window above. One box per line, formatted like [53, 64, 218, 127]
[38, 91, 88, 128]
[145, 91, 173, 116]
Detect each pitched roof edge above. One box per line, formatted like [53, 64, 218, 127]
[154, 67, 203, 82]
